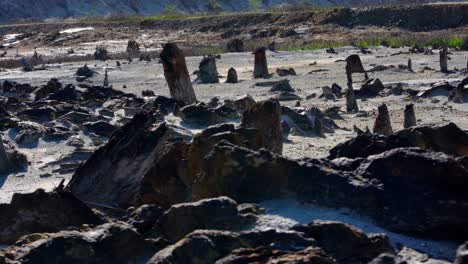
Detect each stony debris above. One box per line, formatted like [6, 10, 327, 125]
[0, 189, 106, 244]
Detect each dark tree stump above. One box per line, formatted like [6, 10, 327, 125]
[160, 43, 197, 104]
[253, 47, 269, 79]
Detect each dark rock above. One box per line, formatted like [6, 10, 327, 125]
[276, 92, 301, 101]
[76, 65, 94, 78]
[17, 107, 56, 121]
[240, 99, 282, 154]
[292, 220, 394, 263]
[127, 204, 164, 235]
[94, 46, 109, 61]
[276, 68, 296, 77]
[403, 104, 416, 128]
[269, 79, 295, 93]
[126, 39, 140, 58]
[329, 123, 468, 159]
[418, 81, 456, 97]
[216, 247, 335, 264]
[154, 197, 256, 242]
[47, 84, 78, 101]
[0, 189, 105, 244]
[68, 113, 192, 208]
[357, 78, 385, 97]
[35, 78, 62, 101]
[83, 121, 116, 137]
[0, 134, 27, 174]
[142, 90, 155, 97]
[3, 222, 154, 264]
[178, 102, 226, 126]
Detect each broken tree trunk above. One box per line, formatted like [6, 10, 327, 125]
[403, 104, 417, 129]
[240, 99, 282, 154]
[160, 43, 197, 104]
[346, 54, 368, 82]
[440, 47, 448, 73]
[226, 68, 238, 83]
[408, 58, 413, 72]
[197, 55, 219, 84]
[345, 85, 359, 112]
[103, 69, 109, 87]
[126, 39, 140, 58]
[253, 47, 269, 79]
[373, 104, 393, 136]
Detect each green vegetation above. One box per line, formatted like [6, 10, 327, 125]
[248, 0, 262, 11]
[205, 0, 222, 12]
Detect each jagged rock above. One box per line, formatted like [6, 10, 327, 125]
[34, 78, 62, 101]
[94, 46, 108, 61]
[126, 39, 140, 58]
[418, 81, 456, 97]
[196, 55, 219, 84]
[76, 64, 94, 78]
[281, 107, 326, 137]
[0, 134, 27, 174]
[403, 104, 416, 128]
[83, 121, 116, 137]
[329, 123, 468, 158]
[276, 92, 301, 101]
[142, 90, 156, 97]
[160, 43, 197, 104]
[178, 102, 226, 126]
[216, 247, 335, 264]
[292, 220, 393, 263]
[373, 104, 393, 136]
[232, 95, 256, 112]
[357, 78, 385, 97]
[68, 113, 192, 208]
[47, 84, 78, 101]
[253, 47, 269, 79]
[127, 204, 164, 235]
[0, 189, 105, 244]
[240, 99, 282, 154]
[456, 242, 468, 264]
[154, 197, 256, 242]
[269, 80, 295, 93]
[226, 38, 244, 53]
[331, 83, 343, 98]
[226, 68, 238, 83]
[320, 86, 337, 100]
[17, 107, 56, 121]
[397, 247, 450, 264]
[276, 67, 296, 77]
[148, 229, 316, 264]
[3, 222, 156, 264]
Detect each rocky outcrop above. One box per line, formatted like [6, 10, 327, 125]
[2, 222, 156, 264]
[68, 112, 193, 208]
[0, 133, 27, 174]
[153, 197, 256, 242]
[329, 123, 468, 159]
[292, 220, 393, 263]
[0, 189, 106, 244]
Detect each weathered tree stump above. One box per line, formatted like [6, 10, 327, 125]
[20, 57, 33, 72]
[403, 104, 417, 129]
[440, 47, 448, 73]
[253, 47, 269, 79]
[345, 85, 359, 112]
[226, 68, 238, 83]
[126, 39, 140, 58]
[196, 55, 219, 84]
[373, 104, 393, 136]
[408, 58, 413, 72]
[160, 43, 197, 104]
[240, 99, 282, 154]
[346, 54, 368, 83]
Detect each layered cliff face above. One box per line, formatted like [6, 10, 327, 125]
[0, 0, 462, 23]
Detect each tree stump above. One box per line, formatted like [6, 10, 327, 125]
[226, 68, 238, 83]
[345, 54, 368, 83]
[196, 55, 219, 84]
[94, 46, 108, 61]
[345, 85, 359, 112]
[126, 39, 140, 58]
[160, 43, 197, 104]
[103, 69, 109, 87]
[241, 99, 282, 154]
[440, 47, 448, 73]
[408, 58, 413, 72]
[373, 104, 393, 136]
[403, 104, 416, 129]
[253, 47, 269, 79]
[226, 39, 244, 53]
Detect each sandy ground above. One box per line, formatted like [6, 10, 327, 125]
[0, 46, 467, 258]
